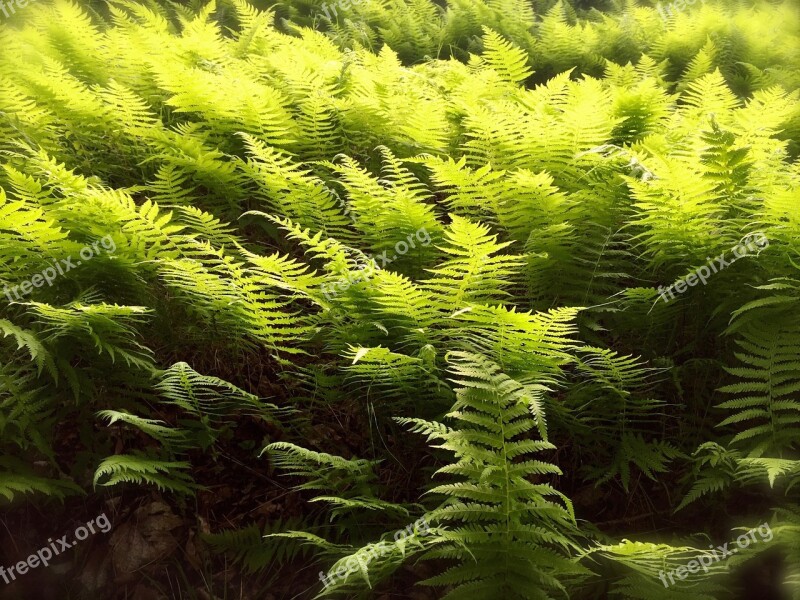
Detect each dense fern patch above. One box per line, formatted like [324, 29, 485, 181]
[0, 0, 798, 598]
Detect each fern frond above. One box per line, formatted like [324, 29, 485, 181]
[93, 453, 197, 494]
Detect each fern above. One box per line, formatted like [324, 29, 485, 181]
[477, 27, 533, 86]
[0, 457, 82, 503]
[202, 516, 315, 574]
[0, 1, 798, 595]
[583, 539, 729, 599]
[155, 361, 282, 422]
[397, 351, 586, 599]
[423, 216, 524, 308]
[93, 453, 197, 494]
[716, 324, 800, 457]
[97, 409, 191, 450]
[263, 441, 380, 497]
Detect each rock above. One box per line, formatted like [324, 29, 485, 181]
[110, 500, 183, 583]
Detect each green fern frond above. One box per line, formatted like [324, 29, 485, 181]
[0, 457, 82, 503]
[97, 409, 191, 449]
[423, 216, 524, 307]
[477, 27, 533, 86]
[263, 441, 381, 498]
[717, 325, 800, 456]
[93, 453, 197, 494]
[202, 516, 315, 574]
[396, 351, 584, 599]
